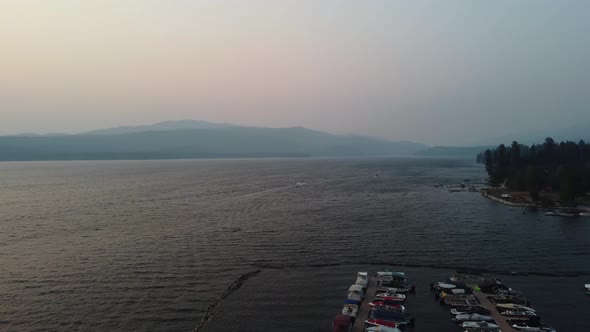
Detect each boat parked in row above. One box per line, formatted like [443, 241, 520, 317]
[461, 320, 500, 330]
[500, 309, 537, 317]
[364, 325, 401, 332]
[356, 272, 369, 289]
[508, 319, 557, 332]
[496, 303, 535, 312]
[374, 291, 406, 302]
[348, 284, 365, 305]
[433, 272, 557, 332]
[377, 271, 415, 293]
[332, 314, 353, 332]
[454, 313, 494, 322]
[451, 305, 491, 315]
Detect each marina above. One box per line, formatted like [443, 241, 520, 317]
[334, 270, 561, 332]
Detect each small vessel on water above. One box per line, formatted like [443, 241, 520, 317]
[369, 299, 405, 308]
[454, 313, 494, 322]
[342, 301, 359, 318]
[364, 325, 401, 332]
[510, 321, 556, 332]
[347, 284, 365, 304]
[332, 314, 353, 332]
[461, 321, 500, 330]
[500, 309, 537, 317]
[377, 271, 414, 293]
[451, 305, 491, 315]
[356, 272, 369, 289]
[365, 319, 397, 328]
[374, 291, 406, 302]
[495, 303, 536, 312]
[368, 304, 414, 327]
[585, 283, 590, 295]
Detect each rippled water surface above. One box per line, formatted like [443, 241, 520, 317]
[0, 158, 589, 331]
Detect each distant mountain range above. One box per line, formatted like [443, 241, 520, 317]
[83, 120, 235, 135]
[0, 121, 427, 161]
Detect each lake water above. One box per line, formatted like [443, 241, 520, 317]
[0, 158, 588, 331]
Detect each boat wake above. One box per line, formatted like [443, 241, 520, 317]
[193, 270, 261, 332]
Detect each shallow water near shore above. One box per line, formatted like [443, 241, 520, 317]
[0, 157, 589, 331]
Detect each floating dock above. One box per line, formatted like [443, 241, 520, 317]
[471, 289, 518, 332]
[351, 276, 378, 332]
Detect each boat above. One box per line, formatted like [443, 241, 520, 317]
[454, 313, 493, 322]
[461, 321, 500, 330]
[365, 319, 397, 328]
[356, 272, 369, 289]
[342, 302, 359, 318]
[347, 284, 365, 304]
[451, 305, 491, 315]
[365, 326, 401, 332]
[369, 299, 405, 309]
[500, 309, 537, 317]
[370, 305, 408, 321]
[332, 314, 353, 332]
[586, 284, 590, 295]
[496, 303, 535, 312]
[368, 305, 414, 326]
[545, 211, 558, 216]
[437, 282, 457, 290]
[375, 291, 406, 302]
[463, 328, 501, 332]
[511, 321, 556, 332]
[377, 271, 412, 292]
[489, 295, 529, 305]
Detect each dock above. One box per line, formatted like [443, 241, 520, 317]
[472, 290, 518, 332]
[352, 276, 378, 332]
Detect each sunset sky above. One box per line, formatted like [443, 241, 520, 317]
[1, 1, 589, 144]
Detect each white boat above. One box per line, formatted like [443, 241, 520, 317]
[461, 321, 500, 330]
[347, 284, 365, 303]
[585, 284, 590, 290]
[500, 309, 537, 317]
[454, 313, 493, 322]
[375, 291, 406, 301]
[511, 322, 556, 332]
[496, 303, 536, 312]
[342, 303, 359, 318]
[365, 326, 401, 332]
[356, 272, 369, 288]
[437, 282, 457, 289]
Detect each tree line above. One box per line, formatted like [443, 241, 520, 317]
[476, 138, 590, 202]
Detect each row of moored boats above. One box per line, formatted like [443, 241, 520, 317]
[332, 271, 415, 332]
[432, 273, 557, 332]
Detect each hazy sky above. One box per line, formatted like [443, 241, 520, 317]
[1, 1, 589, 145]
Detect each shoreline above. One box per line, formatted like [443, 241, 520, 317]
[480, 188, 590, 213]
[480, 190, 538, 208]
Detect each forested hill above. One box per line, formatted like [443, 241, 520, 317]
[415, 146, 493, 157]
[477, 138, 590, 202]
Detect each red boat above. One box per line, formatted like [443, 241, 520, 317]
[332, 314, 353, 332]
[369, 300, 405, 309]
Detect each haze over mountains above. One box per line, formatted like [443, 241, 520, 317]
[0, 121, 427, 161]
